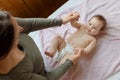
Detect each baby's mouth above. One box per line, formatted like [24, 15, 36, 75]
[87, 28, 91, 32]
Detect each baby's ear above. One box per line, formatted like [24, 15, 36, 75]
[99, 30, 104, 34]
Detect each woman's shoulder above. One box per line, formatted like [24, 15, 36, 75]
[0, 48, 26, 75]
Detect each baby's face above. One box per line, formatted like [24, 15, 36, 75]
[86, 17, 103, 36]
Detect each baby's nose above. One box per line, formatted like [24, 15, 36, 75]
[88, 25, 93, 29]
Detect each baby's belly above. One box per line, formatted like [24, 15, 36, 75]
[67, 37, 90, 48]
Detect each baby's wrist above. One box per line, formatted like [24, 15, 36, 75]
[82, 49, 88, 54]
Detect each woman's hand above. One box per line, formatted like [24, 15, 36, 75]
[67, 47, 82, 65]
[62, 12, 80, 24]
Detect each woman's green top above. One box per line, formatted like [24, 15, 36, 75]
[0, 18, 73, 80]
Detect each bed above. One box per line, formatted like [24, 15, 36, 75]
[29, 0, 120, 80]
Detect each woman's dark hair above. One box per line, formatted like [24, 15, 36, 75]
[0, 11, 14, 59]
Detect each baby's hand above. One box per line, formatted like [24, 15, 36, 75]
[62, 12, 80, 24]
[71, 12, 80, 21]
[45, 51, 54, 57]
[67, 47, 82, 65]
[70, 20, 78, 26]
[74, 47, 86, 55]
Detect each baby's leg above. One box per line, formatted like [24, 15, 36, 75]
[45, 36, 66, 57]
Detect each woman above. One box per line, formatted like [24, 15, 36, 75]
[0, 11, 81, 80]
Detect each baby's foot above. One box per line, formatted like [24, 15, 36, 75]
[45, 52, 53, 57]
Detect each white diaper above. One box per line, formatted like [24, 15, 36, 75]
[54, 44, 74, 62]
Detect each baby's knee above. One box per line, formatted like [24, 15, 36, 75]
[54, 36, 63, 41]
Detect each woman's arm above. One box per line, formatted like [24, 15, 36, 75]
[16, 60, 73, 80]
[16, 12, 80, 34]
[46, 59, 73, 80]
[16, 17, 62, 34]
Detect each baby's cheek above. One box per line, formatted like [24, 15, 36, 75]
[91, 29, 97, 35]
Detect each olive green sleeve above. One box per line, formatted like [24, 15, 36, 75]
[0, 60, 73, 80]
[16, 17, 62, 34]
[0, 76, 12, 80]
[46, 59, 73, 80]
[18, 60, 73, 80]
[32, 60, 73, 80]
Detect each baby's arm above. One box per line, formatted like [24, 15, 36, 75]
[83, 38, 96, 54]
[71, 21, 82, 29]
[70, 12, 81, 29]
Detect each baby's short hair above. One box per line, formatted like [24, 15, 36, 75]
[90, 15, 106, 31]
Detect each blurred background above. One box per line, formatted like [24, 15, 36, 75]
[0, 0, 67, 18]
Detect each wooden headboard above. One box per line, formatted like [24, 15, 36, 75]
[0, 0, 67, 18]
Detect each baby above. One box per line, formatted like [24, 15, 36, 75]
[45, 13, 106, 65]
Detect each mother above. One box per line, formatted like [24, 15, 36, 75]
[0, 11, 81, 80]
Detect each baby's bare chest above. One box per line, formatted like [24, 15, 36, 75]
[67, 31, 92, 48]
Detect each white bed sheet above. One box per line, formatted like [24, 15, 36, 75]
[29, 0, 120, 80]
[48, 0, 84, 18]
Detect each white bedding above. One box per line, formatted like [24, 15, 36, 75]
[29, 0, 120, 80]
